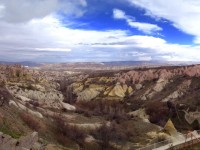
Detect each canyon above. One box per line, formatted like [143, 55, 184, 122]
[1, 63, 200, 149]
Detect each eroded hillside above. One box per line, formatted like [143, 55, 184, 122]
[1, 64, 200, 149]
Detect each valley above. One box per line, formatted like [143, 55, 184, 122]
[1, 63, 200, 149]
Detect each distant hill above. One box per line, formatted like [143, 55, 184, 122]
[102, 61, 198, 66]
[0, 61, 44, 67]
[0, 60, 198, 69]
[36, 61, 199, 71]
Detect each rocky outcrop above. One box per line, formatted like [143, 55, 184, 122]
[162, 80, 191, 102]
[108, 83, 133, 98]
[71, 82, 84, 94]
[128, 109, 149, 122]
[77, 88, 101, 101]
[0, 132, 39, 150]
[153, 78, 168, 92]
[8, 85, 65, 109]
[65, 65, 200, 102]
[183, 110, 200, 125]
[60, 101, 76, 111]
[141, 78, 169, 100]
[76, 82, 133, 101]
[118, 65, 200, 84]
[108, 83, 126, 98]
[77, 84, 107, 101]
[128, 86, 133, 95]
[9, 100, 43, 118]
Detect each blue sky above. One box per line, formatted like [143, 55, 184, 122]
[0, 0, 200, 62]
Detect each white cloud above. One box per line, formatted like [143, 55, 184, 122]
[127, 21, 162, 34]
[0, 0, 87, 22]
[0, 13, 199, 62]
[0, 4, 200, 61]
[35, 48, 71, 52]
[113, 8, 162, 34]
[113, 9, 127, 19]
[127, 0, 200, 44]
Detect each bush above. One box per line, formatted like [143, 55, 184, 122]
[20, 113, 41, 131]
[146, 101, 169, 125]
[76, 100, 128, 121]
[91, 122, 128, 150]
[53, 116, 86, 147]
[92, 123, 116, 150]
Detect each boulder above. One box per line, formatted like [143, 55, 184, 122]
[61, 102, 76, 111]
[135, 84, 143, 90]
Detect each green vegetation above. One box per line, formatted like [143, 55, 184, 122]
[0, 118, 23, 139]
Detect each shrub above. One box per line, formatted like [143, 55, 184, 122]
[20, 112, 41, 131]
[91, 122, 127, 150]
[92, 123, 115, 150]
[146, 101, 169, 125]
[76, 100, 128, 121]
[53, 116, 86, 147]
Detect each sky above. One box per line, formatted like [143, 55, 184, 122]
[0, 0, 200, 62]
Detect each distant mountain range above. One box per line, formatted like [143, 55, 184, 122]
[102, 61, 200, 66]
[0, 61, 199, 67]
[0, 61, 44, 67]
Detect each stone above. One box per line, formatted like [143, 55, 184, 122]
[141, 95, 147, 101]
[19, 132, 39, 149]
[135, 84, 143, 90]
[61, 102, 76, 111]
[15, 95, 31, 102]
[84, 135, 96, 143]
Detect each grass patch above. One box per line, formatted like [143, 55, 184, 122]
[0, 118, 23, 139]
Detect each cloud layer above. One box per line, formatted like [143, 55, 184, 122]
[113, 9, 162, 34]
[0, 0, 199, 62]
[127, 0, 200, 44]
[0, 14, 200, 62]
[0, 0, 87, 22]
